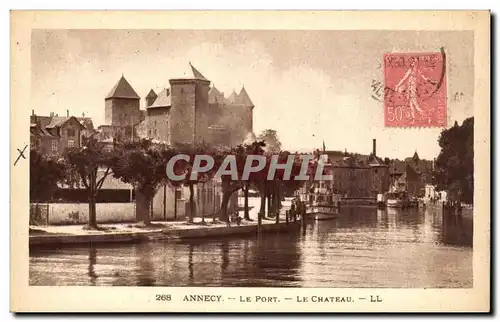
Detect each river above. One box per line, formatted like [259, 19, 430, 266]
[29, 205, 473, 288]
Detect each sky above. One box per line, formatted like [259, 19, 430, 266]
[31, 29, 474, 160]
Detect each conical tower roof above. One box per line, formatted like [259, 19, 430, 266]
[173, 62, 210, 82]
[208, 85, 225, 104]
[413, 150, 420, 162]
[227, 90, 238, 104]
[236, 85, 254, 107]
[106, 75, 140, 100]
[189, 62, 209, 81]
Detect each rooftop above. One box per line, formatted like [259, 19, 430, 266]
[149, 88, 172, 108]
[106, 75, 140, 100]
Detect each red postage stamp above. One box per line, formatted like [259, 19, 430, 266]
[383, 51, 447, 127]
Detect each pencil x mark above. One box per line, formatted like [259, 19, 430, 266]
[14, 145, 28, 166]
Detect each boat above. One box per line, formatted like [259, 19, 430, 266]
[376, 193, 387, 208]
[304, 186, 341, 221]
[299, 150, 341, 220]
[385, 191, 410, 208]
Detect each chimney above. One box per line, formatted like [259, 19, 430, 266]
[372, 138, 376, 156]
[31, 110, 34, 116]
[166, 88, 170, 96]
[66, 110, 69, 117]
[50, 112, 54, 118]
[82, 112, 85, 117]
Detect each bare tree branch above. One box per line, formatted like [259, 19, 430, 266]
[96, 166, 111, 190]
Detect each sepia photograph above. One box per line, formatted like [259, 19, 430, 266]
[11, 10, 490, 312]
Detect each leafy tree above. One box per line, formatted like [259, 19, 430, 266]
[112, 139, 179, 226]
[173, 142, 221, 223]
[64, 137, 118, 229]
[30, 149, 67, 203]
[250, 149, 308, 225]
[257, 129, 282, 153]
[433, 117, 474, 204]
[215, 141, 268, 223]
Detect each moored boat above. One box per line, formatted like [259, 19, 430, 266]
[377, 193, 387, 208]
[385, 191, 410, 208]
[305, 189, 341, 221]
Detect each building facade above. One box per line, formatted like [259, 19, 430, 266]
[320, 139, 391, 199]
[389, 151, 434, 197]
[30, 111, 87, 155]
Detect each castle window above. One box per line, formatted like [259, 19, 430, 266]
[67, 128, 75, 137]
[148, 129, 152, 137]
[68, 139, 75, 148]
[51, 140, 59, 152]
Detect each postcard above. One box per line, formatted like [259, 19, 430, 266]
[11, 10, 490, 313]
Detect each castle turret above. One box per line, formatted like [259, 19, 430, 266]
[236, 85, 254, 108]
[237, 85, 254, 135]
[227, 90, 238, 104]
[105, 75, 140, 126]
[208, 85, 225, 104]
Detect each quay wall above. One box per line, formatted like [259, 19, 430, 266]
[340, 198, 376, 206]
[29, 221, 301, 247]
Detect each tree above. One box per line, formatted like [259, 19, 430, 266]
[30, 149, 67, 203]
[433, 117, 474, 204]
[216, 141, 267, 223]
[112, 139, 178, 226]
[64, 137, 117, 229]
[257, 129, 282, 153]
[249, 149, 308, 225]
[173, 142, 221, 223]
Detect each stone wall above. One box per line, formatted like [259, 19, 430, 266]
[105, 98, 140, 126]
[37, 203, 147, 225]
[146, 107, 170, 143]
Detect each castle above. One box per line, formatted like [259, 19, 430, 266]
[98, 63, 252, 220]
[100, 63, 255, 148]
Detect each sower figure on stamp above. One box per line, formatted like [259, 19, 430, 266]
[394, 58, 437, 124]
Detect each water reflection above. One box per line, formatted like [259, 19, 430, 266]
[30, 206, 473, 288]
[440, 210, 473, 247]
[88, 244, 97, 286]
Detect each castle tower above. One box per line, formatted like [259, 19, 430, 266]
[237, 85, 255, 135]
[146, 89, 158, 107]
[105, 75, 141, 126]
[169, 63, 210, 145]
